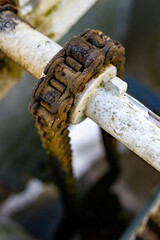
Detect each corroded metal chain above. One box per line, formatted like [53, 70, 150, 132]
[29, 28, 125, 190]
[0, 0, 18, 13]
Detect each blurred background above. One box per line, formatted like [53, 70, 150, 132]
[0, 0, 159, 239]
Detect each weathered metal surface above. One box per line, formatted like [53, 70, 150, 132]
[85, 78, 160, 172]
[0, 10, 61, 78]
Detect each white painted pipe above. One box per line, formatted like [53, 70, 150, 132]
[85, 79, 160, 172]
[70, 66, 160, 172]
[0, 11, 160, 171]
[0, 11, 62, 78]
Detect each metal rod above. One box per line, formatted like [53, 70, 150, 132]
[85, 78, 160, 172]
[0, 11, 62, 78]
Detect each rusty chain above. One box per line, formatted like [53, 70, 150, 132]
[29, 28, 125, 190]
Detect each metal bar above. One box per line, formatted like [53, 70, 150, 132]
[0, 11, 61, 78]
[85, 77, 160, 172]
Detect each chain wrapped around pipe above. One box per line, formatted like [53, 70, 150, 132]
[29, 28, 125, 191]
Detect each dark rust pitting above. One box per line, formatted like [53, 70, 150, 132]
[0, 1, 33, 33]
[29, 28, 125, 190]
[0, 0, 19, 32]
[0, 10, 19, 32]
